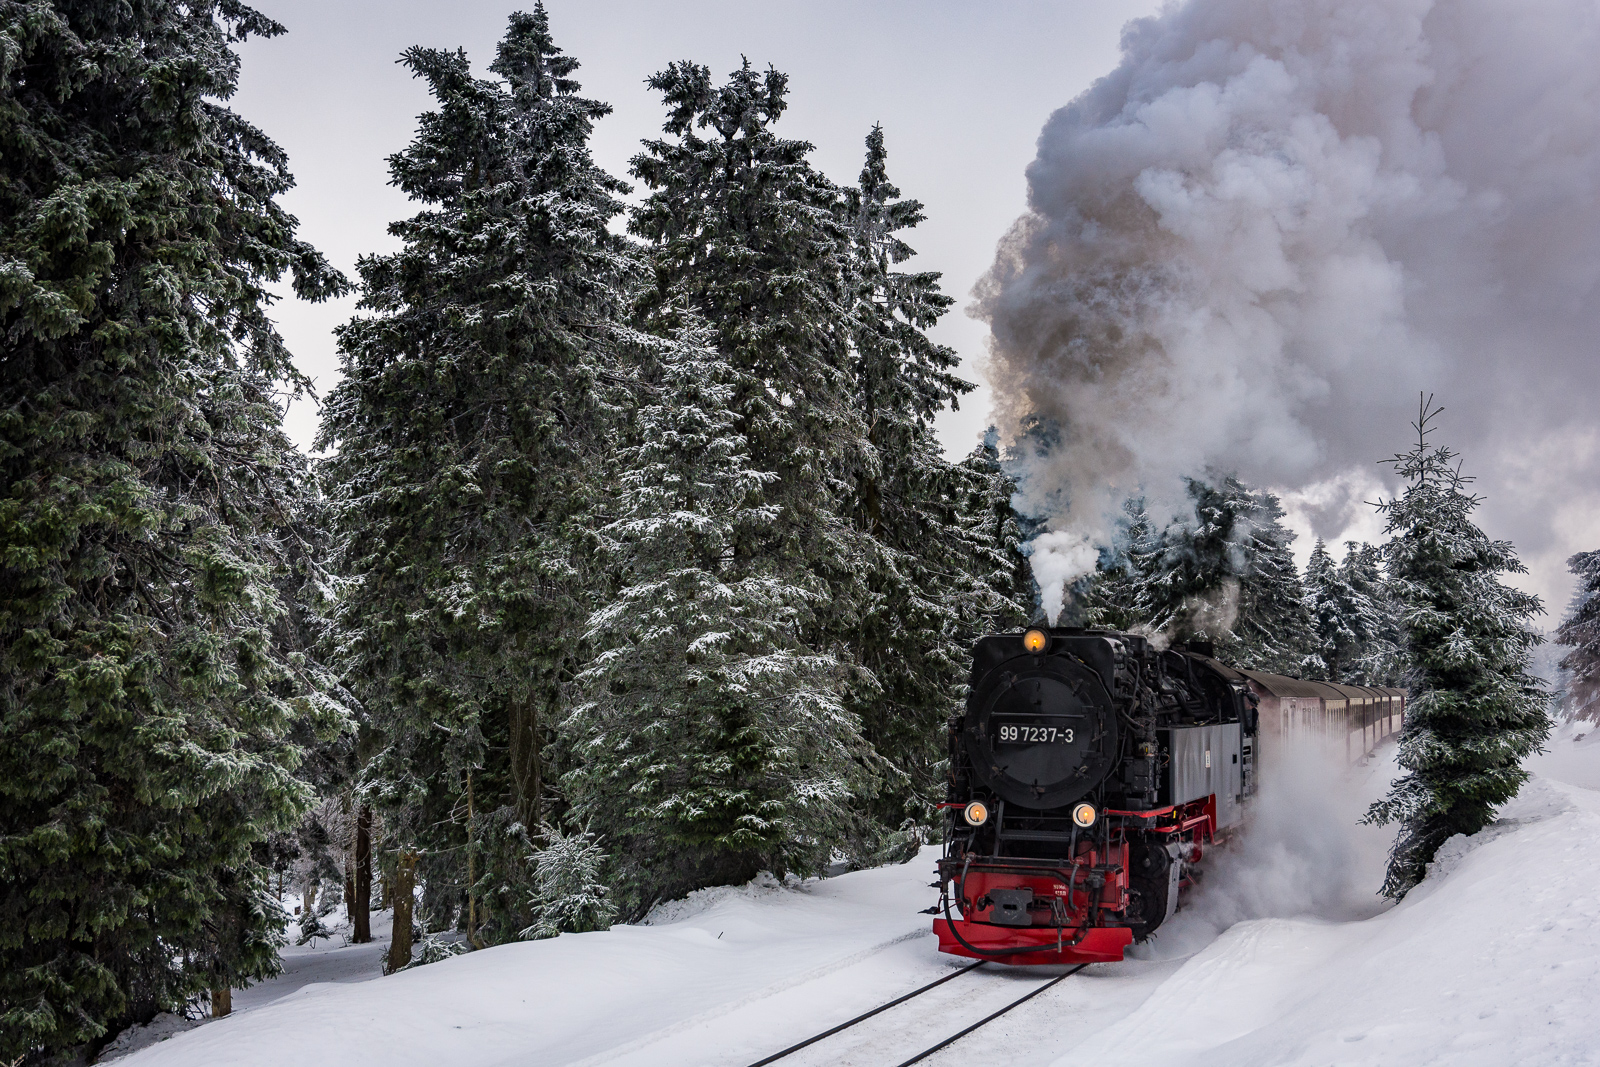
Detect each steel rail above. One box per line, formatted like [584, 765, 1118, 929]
[891, 963, 1087, 1066]
[739, 960, 985, 1067]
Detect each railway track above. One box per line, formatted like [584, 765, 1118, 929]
[740, 960, 1088, 1067]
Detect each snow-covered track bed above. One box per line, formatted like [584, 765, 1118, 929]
[735, 960, 1084, 1067]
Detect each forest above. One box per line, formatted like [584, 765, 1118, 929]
[0, 2, 1585, 1062]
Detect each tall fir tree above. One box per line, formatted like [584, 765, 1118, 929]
[318, 6, 631, 947]
[625, 60, 876, 881]
[568, 321, 873, 914]
[1339, 541, 1408, 686]
[1555, 550, 1600, 721]
[1367, 401, 1552, 897]
[1303, 538, 1383, 682]
[959, 430, 1038, 627]
[1131, 476, 1316, 673]
[1084, 498, 1159, 631]
[0, 1, 346, 1056]
[837, 128, 1030, 858]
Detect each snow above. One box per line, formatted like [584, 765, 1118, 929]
[117, 735, 1600, 1067]
[101, 905, 400, 1062]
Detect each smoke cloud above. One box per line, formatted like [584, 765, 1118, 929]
[1132, 741, 1398, 961]
[977, 0, 1600, 612]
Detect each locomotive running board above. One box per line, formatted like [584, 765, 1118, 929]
[933, 918, 1134, 965]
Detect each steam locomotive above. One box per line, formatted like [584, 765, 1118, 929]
[933, 627, 1404, 965]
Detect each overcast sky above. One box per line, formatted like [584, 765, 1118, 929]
[234, 0, 1164, 454]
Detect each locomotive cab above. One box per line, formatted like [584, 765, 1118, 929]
[934, 628, 1256, 965]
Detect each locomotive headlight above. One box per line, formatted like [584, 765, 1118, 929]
[963, 801, 990, 826]
[1023, 629, 1048, 654]
[1072, 802, 1097, 828]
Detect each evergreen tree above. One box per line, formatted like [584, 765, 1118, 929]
[1084, 498, 1159, 631]
[836, 129, 1030, 858]
[959, 430, 1039, 626]
[621, 60, 879, 889]
[1132, 476, 1315, 672]
[0, 1, 346, 1056]
[568, 322, 873, 913]
[630, 59, 869, 630]
[1303, 538, 1383, 682]
[1556, 550, 1600, 721]
[1367, 400, 1552, 897]
[1340, 541, 1408, 686]
[521, 823, 614, 939]
[318, 7, 631, 945]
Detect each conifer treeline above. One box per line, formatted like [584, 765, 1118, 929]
[0, 3, 1562, 1060]
[1081, 476, 1403, 686]
[309, 9, 1037, 956]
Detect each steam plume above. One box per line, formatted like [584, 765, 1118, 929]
[978, 0, 1600, 615]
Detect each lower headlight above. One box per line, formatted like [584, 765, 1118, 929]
[1072, 802, 1097, 828]
[963, 801, 989, 826]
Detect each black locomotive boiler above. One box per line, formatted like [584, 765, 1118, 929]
[933, 627, 1404, 965]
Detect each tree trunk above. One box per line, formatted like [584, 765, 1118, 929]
[386, 850, 419, 974]
[302, 880, 317, 918]
[211, 986, 232, 1018]
[466, 771, 481, 949]
[351, 804, 373, 943]
[509, 698, 542, 831]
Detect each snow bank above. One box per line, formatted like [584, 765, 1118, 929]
[1053, 773, 1600, 1066]
[113, 854, 940, 1067]
[118, 739, 1600, 1067]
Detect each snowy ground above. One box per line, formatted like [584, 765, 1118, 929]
[112, 733, 1600, 1066]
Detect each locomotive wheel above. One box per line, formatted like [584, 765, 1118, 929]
[1126, 839, 1175, 941]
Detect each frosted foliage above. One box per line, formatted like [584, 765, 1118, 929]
[522, 824, 615, 939]
[1366, 408, 1551, 896]
[1556, 551, 1600, 721]
[1303, 539, 1383, 683]
[566, 331, 872, 905]
[977, 0, 1600, 598]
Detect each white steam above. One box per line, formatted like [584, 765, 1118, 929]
[1133, 740, 1398, 961]
[977, 0, 1600, 611]
[1029, 531, 1102, 625]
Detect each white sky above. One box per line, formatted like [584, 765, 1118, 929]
[234, 0, 1165, 455]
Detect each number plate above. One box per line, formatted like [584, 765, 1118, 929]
[993, 719, 1076, 746]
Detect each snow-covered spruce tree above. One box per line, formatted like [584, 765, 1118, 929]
[621, 61, 879, 892]
[319, 7, 632, 946]
[1303, 538, 1384, 683]
[1084, 498, 1160, 631]
[1366, 401, 1552, 897]
[521, 822, 615, 939]
[0, 1, 347, 1056]
[837, 128, 1031, 860]
[1340, 541, 1408, 686]
[569, 321, 874, 914]
[958, 430, 1038, 627]
[1555, 550, 1600, 721]
[1133, 476, 1316, 673]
